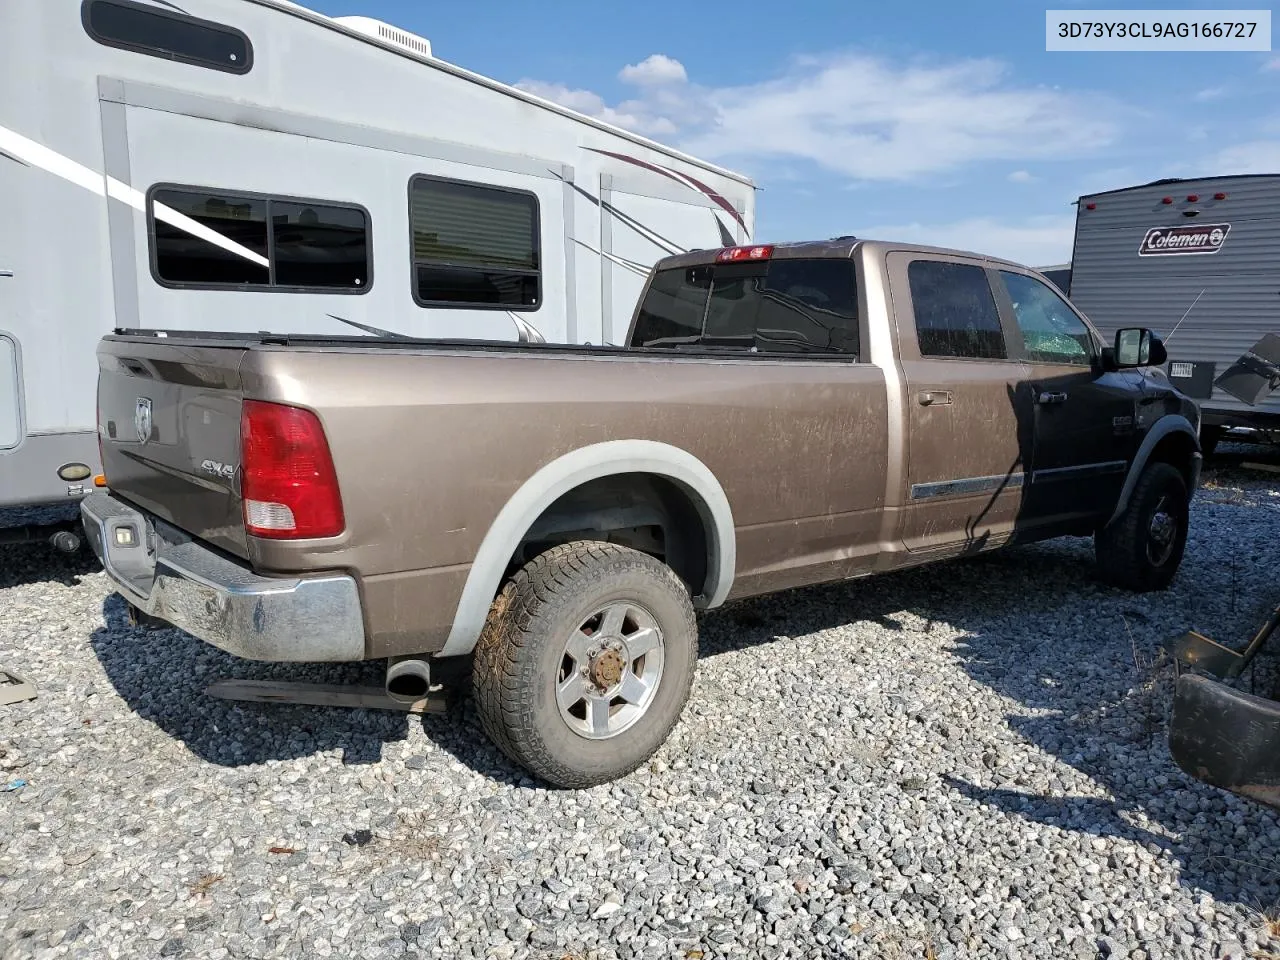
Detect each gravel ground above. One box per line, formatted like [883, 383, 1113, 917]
[3, 447, 1280, 960]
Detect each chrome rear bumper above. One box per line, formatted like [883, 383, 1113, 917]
[80, 492, 365, 662]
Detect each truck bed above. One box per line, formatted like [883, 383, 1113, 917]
[95, 329, 892, 657]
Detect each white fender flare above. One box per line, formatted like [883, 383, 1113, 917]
[438, 440, 736, 657]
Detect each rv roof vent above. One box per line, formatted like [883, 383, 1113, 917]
[333, 16, 432, 58]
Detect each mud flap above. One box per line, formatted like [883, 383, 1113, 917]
[1169, 673, 1280, 808]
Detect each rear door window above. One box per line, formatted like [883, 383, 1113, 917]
[907, 260, 1007, 360]
[632, 258, 859, 356]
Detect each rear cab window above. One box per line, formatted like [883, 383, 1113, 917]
[631, 257, 859, 357]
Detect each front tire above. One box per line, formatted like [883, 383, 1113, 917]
[472, 541, 697, 788]
[1095, 462, 1189, 592]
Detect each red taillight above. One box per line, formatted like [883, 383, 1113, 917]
[1214, 192, 1227, 200]
[1186, 194, 1200, 202]
[715, 244, 773, 263]
[1162, 196, 1174, 205]
[240, 400, 344, 540]
[1085, 202, 1097, 210]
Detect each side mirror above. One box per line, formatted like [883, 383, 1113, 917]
[1114, 328, 1166, 368]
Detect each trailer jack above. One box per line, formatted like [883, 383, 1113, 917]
[1169, 603, 1280, 808]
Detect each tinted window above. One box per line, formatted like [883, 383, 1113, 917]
[152, 189, 269, 286]
[633, 259, 859, 356]
[271, 202, 369, 289]
[908, 260, 1006, 360]
[82, 0, 252, 74]
[410, 177, 540, 309]
[1000, 271, 1093, 365]
[631, 265, 708, 346]
[150, 188, 369, 291]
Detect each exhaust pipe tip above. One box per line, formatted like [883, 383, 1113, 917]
[385, 655, 432, 704]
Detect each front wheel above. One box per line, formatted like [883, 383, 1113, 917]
[1095, 462, 1190, 592]
[472, 541, 697, 788]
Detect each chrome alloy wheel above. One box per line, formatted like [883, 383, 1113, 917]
[555, 601, 665, 740]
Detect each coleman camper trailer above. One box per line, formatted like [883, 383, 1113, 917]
[1065, 174, 1280, 452]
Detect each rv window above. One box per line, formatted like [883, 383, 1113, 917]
[409, 177, 541, 309]
[271, 202, 370, 289]
[152, 189, 270, 286]
[999, 271, 1093, 366]
[908, 260, 1006, 360]
[82, 0, 252, 75]
[149, 188, 371, 292]
[632, 258, 859, 356]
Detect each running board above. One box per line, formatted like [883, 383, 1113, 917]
[205, 679, 449, 714]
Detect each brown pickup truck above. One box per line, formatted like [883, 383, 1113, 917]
[81, 239, 1202, 787]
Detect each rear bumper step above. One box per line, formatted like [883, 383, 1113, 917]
[80, 492, 365, 662]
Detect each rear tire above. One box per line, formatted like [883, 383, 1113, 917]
[472, 541, 697, 788]
[1095, 462, 1189, 592]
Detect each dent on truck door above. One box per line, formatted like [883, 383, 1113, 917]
[887, 254, 1033, 556]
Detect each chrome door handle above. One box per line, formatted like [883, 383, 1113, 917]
[1037, 391, 1068, 405]
[918, 390, 953, 406]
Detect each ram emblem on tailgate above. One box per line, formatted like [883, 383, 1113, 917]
[134, 398, 152, 445]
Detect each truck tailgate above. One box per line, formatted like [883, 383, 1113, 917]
[97, 338, 249, 559]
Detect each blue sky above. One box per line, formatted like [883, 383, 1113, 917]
[309, 0, 1279, 265]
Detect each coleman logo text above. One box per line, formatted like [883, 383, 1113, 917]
[1138, 223, 1231, 256]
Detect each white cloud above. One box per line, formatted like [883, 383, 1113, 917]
[1193, 86, 1227, 102]
[514, 80, 679, 136]
[1263, 57, 1280, 72]
[858, 215, 1076, 267]
[1209, 140, 1280, 174]
[517, 52, 1121, 182]
[618, 54, 687, 87]
[1007, 170, 1036, 183]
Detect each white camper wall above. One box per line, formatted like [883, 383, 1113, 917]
[122, 102, 569, 342]
[0, 0, 755, 507]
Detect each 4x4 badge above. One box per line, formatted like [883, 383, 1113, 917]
[135, 397, 153, 445]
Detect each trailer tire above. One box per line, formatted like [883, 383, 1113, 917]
[1199, 425, 1224, 459]
[472, 541, 697, 788]
[1095, 461, 1189, 592]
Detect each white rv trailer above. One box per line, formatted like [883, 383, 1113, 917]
[0, 0, 757, 523]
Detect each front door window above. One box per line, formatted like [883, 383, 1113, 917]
[999, 271, 1094, 366]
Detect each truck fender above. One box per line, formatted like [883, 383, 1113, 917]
[1104, 414, 1201, 528]
[438, 440, 736, 658]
